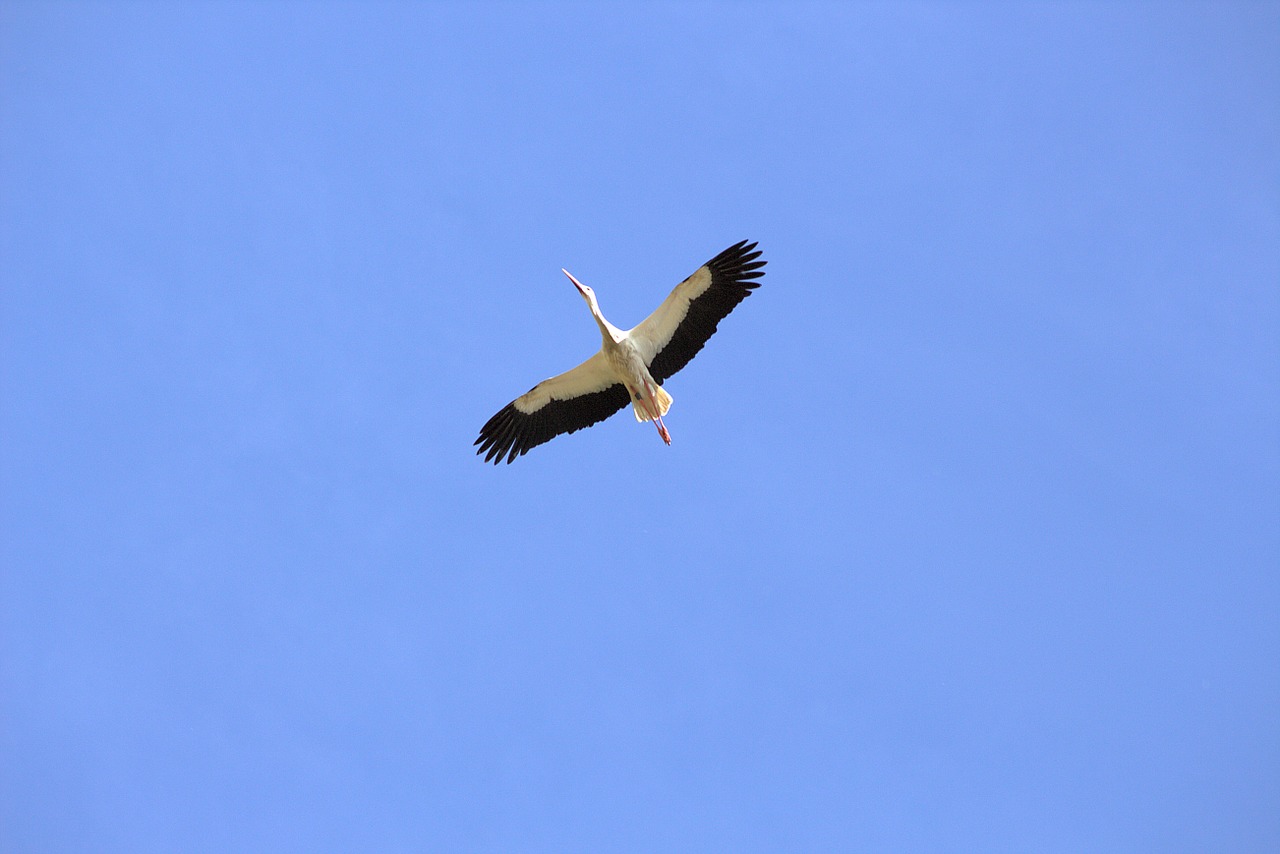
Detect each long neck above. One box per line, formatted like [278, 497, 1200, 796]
[588, 298, 622, 344]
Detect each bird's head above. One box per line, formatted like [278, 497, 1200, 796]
[562, 269, 597, 308]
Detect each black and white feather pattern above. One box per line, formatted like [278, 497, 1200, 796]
[638, 240, 767, 384]
[475, 380, 630, 465]
[475, 240, 767, 464]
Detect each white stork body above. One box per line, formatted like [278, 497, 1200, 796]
[475, 240, 766, 464]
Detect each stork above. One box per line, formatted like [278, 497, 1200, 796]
[475, 240, 767, 464]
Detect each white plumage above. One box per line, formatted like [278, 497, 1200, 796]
[475, 240, 766, 464]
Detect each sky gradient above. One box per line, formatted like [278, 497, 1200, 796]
[3, 2, 1278, 851]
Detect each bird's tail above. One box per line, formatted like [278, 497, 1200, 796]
[632, 384, 673, 422]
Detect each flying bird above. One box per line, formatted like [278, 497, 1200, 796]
[475, 240, 767, 464]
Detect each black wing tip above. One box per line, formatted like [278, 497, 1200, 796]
[705, 239, 767, 292]
[708, 240, 766, 273]
[474, 402, 517, 464]
[648, 240, 768, 384]
[475, 385, 630, 465]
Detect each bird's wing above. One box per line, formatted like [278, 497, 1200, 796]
[630, 240, 767, 384]
[475, 351, 630, 464]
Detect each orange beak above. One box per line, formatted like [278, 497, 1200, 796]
[562, 268, 587, 296]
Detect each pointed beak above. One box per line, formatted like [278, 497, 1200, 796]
[562, 268, 587, 296]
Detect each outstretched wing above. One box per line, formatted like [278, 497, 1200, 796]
[631, 240, 767, 384]
[475, 351, 629, 464]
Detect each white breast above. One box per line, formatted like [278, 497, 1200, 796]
[604, 335, 653, 389]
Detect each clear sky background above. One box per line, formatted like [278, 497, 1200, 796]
[2, 2, 1277, 851]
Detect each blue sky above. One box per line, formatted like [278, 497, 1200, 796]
[2, 2, 1277, 851]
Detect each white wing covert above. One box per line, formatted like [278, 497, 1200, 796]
[475, 352, 629, 464]
[631, 240, 767, 383]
